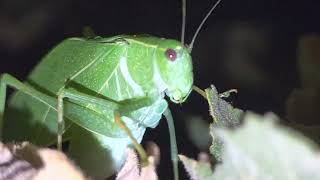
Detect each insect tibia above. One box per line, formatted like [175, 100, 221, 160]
[114, 112, 149, 167]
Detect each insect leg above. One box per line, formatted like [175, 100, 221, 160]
[56, 88, 120, 150]
[192, 85, 207, 99]
[163, 108, 179, 180]
[113, 112, 149, 167]
[0, 73, 56, 139]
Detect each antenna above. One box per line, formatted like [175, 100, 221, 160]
[188, 0, 222, 52]
[181, 0, 186, 44]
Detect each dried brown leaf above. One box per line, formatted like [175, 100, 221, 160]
[116, 144, 159, 180]
[116, 148, 140, 180]
[0, 142, 87, 180]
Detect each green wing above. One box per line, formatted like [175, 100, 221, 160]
[3, 37, 138, 144]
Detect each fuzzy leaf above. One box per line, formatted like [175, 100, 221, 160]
[185, 115, 212, 151]
[0, 142, 86, 180]
[212, 112, 320, 180]
[116, 148, 158, 180]
[178, 155, 213, 180]
[116, 148, 140, 180]
[205, 84, 243, 161]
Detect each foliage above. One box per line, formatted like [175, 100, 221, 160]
[180, 112, 320, 180]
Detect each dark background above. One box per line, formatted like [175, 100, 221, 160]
[0, 0, 319, 179]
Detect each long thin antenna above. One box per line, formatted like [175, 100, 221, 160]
[188, 0, 222, 52]
[181, 0, 186, 44]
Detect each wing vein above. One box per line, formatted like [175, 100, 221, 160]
[97, 46, 127, 95]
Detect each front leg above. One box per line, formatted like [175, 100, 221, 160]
[113, 112, 149, 166]
[56, 87, 120, 150]
[163, 108, 179, 180]
[0, 74, 56, 139]
[119, 98, 179, 180]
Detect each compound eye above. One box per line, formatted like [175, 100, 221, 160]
[165, 48, 177, 61]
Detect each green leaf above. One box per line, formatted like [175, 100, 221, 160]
[205, 84, 243, 161]
[205, 85, 243, 127]
[212, 112, 320, 180]
[178, 155, 213, 180]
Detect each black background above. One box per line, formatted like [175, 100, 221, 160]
[0, 0, 319, 179]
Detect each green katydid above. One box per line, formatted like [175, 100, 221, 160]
[0, 0, 222, 179]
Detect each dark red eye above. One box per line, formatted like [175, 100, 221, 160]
[165, 48, 177, 61]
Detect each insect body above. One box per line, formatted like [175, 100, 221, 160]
[0, 35, 193, 179]
[0, 0, 223, 179]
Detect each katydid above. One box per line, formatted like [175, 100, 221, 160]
[0, 0, 222, 179]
